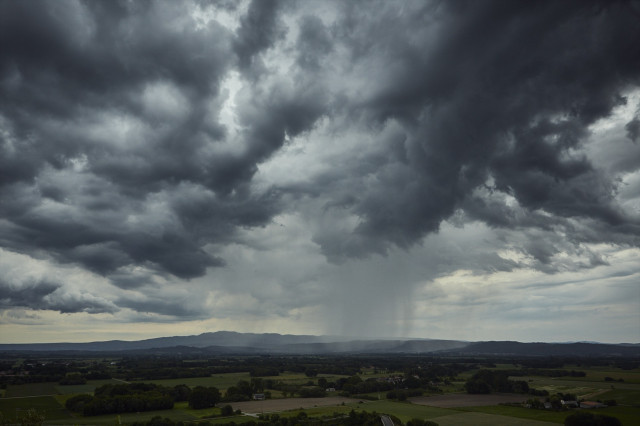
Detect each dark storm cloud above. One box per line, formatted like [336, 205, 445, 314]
[628, 117, 640, 143]
[1, 0, 639, 322]
[116, 296, 206, 320]
[233, 0, 284, 73]
[0, 277, 117, 314]
[295, 15, 332, 70]
[0, 0, 299, 285]
[311, 0, 640, 262]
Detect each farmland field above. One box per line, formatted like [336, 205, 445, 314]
[409, 393, 528, 407]
[433, 411, 557, 426]
[3, 382, 59, 398]
[2, 357, 639, 425]
[456, 405, 640, 426]
[353, 400, 456, 423]
[0, 396, 68, 421]
[44, 407, 197, 425]
[225, 396, 358, 414]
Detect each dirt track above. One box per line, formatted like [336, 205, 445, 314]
[225, 396, 358, 414]
[409, 393, 528, 407]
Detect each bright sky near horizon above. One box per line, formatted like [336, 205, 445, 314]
[1, 0, 639, 344]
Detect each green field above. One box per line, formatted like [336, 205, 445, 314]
[3, 382, 60, 398]
[433, 411, 557, 426]
[597, 388, 640, 405]
[520, 377, 640, 400]
[559, 366, 640, 384]
[54, 378, 124, 395]
[456, 405, 569, 423]
[2, 365, 640, 425]
[0, 396, 68, 422]
[354, 400, 456, 422]
[44, 408, 198, 425]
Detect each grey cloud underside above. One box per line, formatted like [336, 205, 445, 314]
[0, 277, 116, 314]
[339, 0, 639, 245]
[1, 0, 640, 317]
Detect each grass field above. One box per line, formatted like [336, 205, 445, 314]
[44, 408, 197, 425]
[597, 388, 640, 405]
[456, 405, 569, 423]
[520, 377, 640, 400]
[433, 411, 557, 426]
[454, 404, 640, 425]
[355, 400, 456, 422]
[4, 382, 60, 398]
[54, 378, 122, 395]
[0, 396, 68, 421]
[2, 366, 639, 425]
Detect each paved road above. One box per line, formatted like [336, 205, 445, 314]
[380, 415, 395, 426]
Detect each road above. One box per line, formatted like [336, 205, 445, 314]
[380, 415, 395, 426]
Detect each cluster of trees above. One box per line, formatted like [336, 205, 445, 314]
[464, 370, 530, 394]
[127, 411, 416, 426]
[188, 386, 221, 409]
[66, 383, 179, 416]
[223, 379, 263, 402]
[66, 382, 228, 414]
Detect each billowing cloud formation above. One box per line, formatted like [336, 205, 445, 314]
[0, 0, 639, 340]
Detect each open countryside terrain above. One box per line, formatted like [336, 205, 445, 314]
[1, 355, 639, 425]
[222, 396, 357, 414]
[409, 393, 530, 407]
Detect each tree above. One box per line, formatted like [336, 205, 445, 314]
[220, 404, 233, 416]
[65, 394, 94, 412]
[172, 384, 191, 402]
[188, 386, 220, 409]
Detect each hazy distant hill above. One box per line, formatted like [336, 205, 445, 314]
[0, 331, 332, 352]
[0, 332, 638, 357]
[440, 341, 640, 357]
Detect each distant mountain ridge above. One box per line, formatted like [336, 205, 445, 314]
[0, 332, 638, 357]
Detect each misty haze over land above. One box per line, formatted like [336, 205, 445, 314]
[0, 0, 639, 344]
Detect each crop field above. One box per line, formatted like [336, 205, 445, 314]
[520, 376, 640, 401]
[2, 358, 639, 425]
[433, 411, 557, 426]
[0, 396, 68, 421]
[597, 388, 640, 405]
[3, 382, 59, 398]
[225, 396, 358, 414]
[54, 378, 123, 395]
[410, 393, 528, 407]
[44, 408, 197, 425]
[353, 400, 456, 422]
[456, 405, 640, 426]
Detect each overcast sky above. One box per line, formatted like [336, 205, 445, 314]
[1, 0, 639, 344]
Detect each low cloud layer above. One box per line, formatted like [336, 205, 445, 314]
[1, 0, 639, 342]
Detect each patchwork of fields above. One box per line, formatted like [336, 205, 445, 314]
[1, 364, 639, 425]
